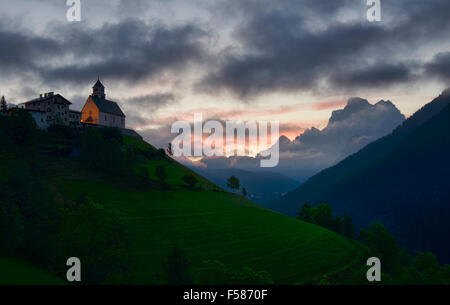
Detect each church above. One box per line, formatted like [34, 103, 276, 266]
[81, 79, 126, 128]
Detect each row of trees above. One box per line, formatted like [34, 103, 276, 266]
[161, 246, 273, 285]
[353, 223, 450, 284]
[141, 165, 200, 190]
[297, 203, 354, 237]
[296, 203, 450, 284]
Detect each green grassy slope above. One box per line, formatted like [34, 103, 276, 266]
[37, 136, 363, 284]
[0, 256, 64, 285]
[124, 135, 218, 189]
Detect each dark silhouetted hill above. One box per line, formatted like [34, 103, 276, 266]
[270, 89, 450, 262]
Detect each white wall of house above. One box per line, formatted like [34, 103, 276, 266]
[69, 111, 81, 126]
[24, 94, 71, 125]
[28, 111, 49, 129]
[98, 111, 125, 128]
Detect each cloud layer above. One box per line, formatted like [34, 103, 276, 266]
[1, 0, 449, 148]
[194, 97, 406, 181]
[197, 0, 450, 97]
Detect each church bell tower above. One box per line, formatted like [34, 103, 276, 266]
[92, 77, 106, 99]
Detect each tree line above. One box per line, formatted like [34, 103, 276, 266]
[296, 203, 450, 284]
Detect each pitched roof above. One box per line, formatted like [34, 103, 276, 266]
[90, 96, 126, 118]
[24, 94, 72, 105]
[94, 79, 104, 88]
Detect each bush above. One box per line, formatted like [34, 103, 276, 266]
[80, 127, 127, 175]
[162, 246, 192, 285]
[359, 223, 401, 274]
[99, 127, 123, 146]
[182, 174, 198, 189]
[196, 260, 273, 285]
[226, 176, 240, 191]
[155, 166, 167, 184]
[157, 148, 166, 159]
[140, 166, 150, 182]
[0, 203, 24, 251]
[46, 124, 77, 140]
[59, 200, 131, 284]
[0, 109, 39, 154]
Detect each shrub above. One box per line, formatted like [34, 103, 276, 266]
[182, 174, 198, 189]
[226, 176, 240, 191]
[162, 246, 192, 285]
[59, 201, 131, 284]
[155, 166, 167, 184]
[196, 260, 273, 285]
[80, 127, 127, 175]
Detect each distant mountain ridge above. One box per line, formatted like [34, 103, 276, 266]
[270, 89, 450, 262]
[194, 97, 405, 183]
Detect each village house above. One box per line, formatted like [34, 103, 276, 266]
[21, 92, 72, 127]
[4, 78, 139, 137]
[69, 110, 82, 126]
[81, 79, 126, 128]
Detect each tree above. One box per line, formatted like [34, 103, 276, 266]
[0, 96, 7, 113]
[310, 204, 334, 230]
[140, 166, 150, 182]
[162, 246, 192, 285]
[60, 201, 131, 284]
[343, 214, 354, 237]
[0, 203, 24, 251]
[166, 143, 173, 156]
[80, 127, 127, 175]
[226, 176, 240, 192]
[332, 216, 344, 235]
[359, 223, 401, 273]
[182, 174, 198, 189]
[242, 188, 247, 197]
[99, 127, 123, 145]
[297, 203, 352, 235]
[157, 148, 166, 158]
[297, 204, 312, 222]
[155, 166, 167, 184]
[0, 108, 39, 153]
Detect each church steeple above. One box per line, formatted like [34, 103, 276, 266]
[92, 77, 106, 99]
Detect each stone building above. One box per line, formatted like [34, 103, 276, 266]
[22, 92, 72, 126]
[81, 79, 126, 128]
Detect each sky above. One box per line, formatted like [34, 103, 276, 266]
[1, 0, 449, 148]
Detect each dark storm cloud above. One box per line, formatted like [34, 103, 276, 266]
[425, 52, 450, 82]
[0, 23, 61, 71]
[198, 0, 450, 97]
[42, 20, 208, 84]
[0, 19, 208, 85]
[329, 62, 415, 89]
[125, 92, 176, 110]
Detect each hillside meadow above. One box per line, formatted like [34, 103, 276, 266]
[38, 138, 364, 284]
